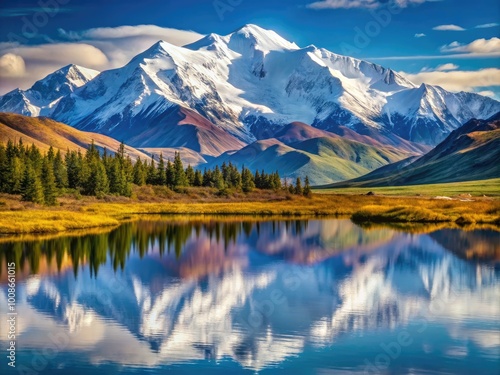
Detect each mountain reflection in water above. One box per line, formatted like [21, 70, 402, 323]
[0, 218, 499, 375]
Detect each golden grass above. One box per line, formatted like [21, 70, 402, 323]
[0, 191, 498, 234]
[316, 178, 500, 197]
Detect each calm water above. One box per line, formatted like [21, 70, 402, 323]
[0, 218, 499, 375]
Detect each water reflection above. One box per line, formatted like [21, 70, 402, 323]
[0, 218, 499, 374]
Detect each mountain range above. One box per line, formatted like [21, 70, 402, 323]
[1, 24, 499, 184]
[323, 112, 500, 187]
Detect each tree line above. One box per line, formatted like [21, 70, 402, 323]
[0, 139, 311, 205]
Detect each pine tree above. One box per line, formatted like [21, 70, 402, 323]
[294, 177, 303, 195]
[65, 151, 79, 189]
[47, 146, 55, 162]
[77, 150, 90, 190]
[86, 159, 109, 197]
[173, 152, 188, 187]
[133, 157, 146, 186]
[202, 168, 212, 187]
[241, 167, 255, 193]
[108, 159, 124, 195]
[157, 154, 166, 185]
[53, 150, 68, 189]
[254, 170, 261, 189]
[303, 176, 312, 197]
[41, 158, 58, 205]
[28, 143, 43, 172]
[146, 156, 156, 185]
[194, 170, 203, 187]
[185, 165, 195, 186]
[166, 160, 174, 188]
[7, 156, 24, 194]
[0, 144, 6, 192]
[21, 163, 44, 204]
[212, 165, 224, 190]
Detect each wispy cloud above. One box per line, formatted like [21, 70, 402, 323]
[0, 25, 204, 94]
[419, 63, 458, 72]
[435, 63, 459, 71]
[414, 33, 426, 38]
[477, 90, 495, 97]
[307, 0, 438, 10]
[0, 7, 73, 17]
[433, 24, 465, 31]
[441, 37, 500, 54]
[402, 68, 500, 93]
[475, 23, 499, 29]
[368, 52, 500, 60]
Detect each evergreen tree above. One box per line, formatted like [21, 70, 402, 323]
[21, 163, 44, 204]
[157, 154, 167, 185]
[294, 177, 303, 195]
[7, 156, 24, 194]
[202, 168, 212, 187]
[194, 170, 203, 187]
[65, 150, 80, 189]
[28, 143, 43, 172]
[165, 160, 174, 188]
[77, 150, 90, 190]
[146, 156, 156, 185]
[41, 158, 58, 205]
[303, 176, 312, 197]
[173, 152, 188, 187]
[228, 163, 242, 189]
[47, 146, 55, 162]
[185, 165, 195, 186]
[133, 157, 146, 186]
[212, 166, 224, 190]
[85, 159, 109, 197]
[241, 167, 255, 193]
[0, 144, 6, 192]
[108, 159, 124, 195]
[254, 170, 261, 189]
[53, 150, 68, 189]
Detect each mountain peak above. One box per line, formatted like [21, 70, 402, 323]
[227, 24, 299, 52]
[56, 64, 100, 80]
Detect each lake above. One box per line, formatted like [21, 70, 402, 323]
[1, 218, 499, 374]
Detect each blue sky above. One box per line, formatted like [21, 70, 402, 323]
[0, 0, 499, 97]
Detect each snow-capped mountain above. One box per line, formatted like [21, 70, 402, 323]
[1, 24, 499, 148]
[0, 64, 99, 117]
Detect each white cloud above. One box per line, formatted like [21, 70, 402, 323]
[402, 68, 500, 92]
[0, 25, 204, 94]
[307, 0, 436, 9]
[56, 24, 204, 69]
[0, 43, 109, 93]
[441, 37, 500, 54]
[3, 43, 109, 67]
[415, 33, 426, 38]
[0, 53, 26, 77]
[475, 23, 499, 29]
[477, 90, 495, 97]
[433, 24, 465, 31]
[78, 25, 202, 45]
[435, 63, 459, 71]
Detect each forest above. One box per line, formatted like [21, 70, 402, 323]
[0, 139, 312, 205]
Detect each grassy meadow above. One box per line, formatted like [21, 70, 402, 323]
[315, 178, 500, 197]
[0, 179, 499, 235]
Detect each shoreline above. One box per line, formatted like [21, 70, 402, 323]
[1, 192, 499, 235]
